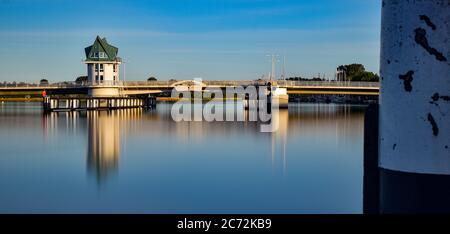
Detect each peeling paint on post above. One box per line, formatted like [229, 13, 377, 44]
[379, 0, 450, 213]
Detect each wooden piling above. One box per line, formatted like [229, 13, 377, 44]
[363, 103, 380, 214]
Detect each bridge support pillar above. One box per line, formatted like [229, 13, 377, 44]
[145, 95, 156, 108]
[51, 99, 58, 110]
[379, 0, 450, 213]
[273, 87, 289, 109]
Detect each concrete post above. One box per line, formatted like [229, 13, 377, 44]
[379, 0, 450, 213]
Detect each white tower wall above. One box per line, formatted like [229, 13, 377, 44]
[86, 62, 120, 84]
[379, 0, 450, 175]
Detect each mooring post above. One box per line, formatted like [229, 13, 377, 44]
[363, 103, 379, 214]
[43, 96, 48, 112]
[145, 95, 156, 108]
[379, 0, 450, 213]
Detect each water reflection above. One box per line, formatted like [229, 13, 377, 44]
[39, 104, 363, 184]
[271, 109, 288, 173]
[42, 111, 82, 137]
[0, 102, 366, 213]
[86, 111, 120, 183]
[86, 108, 144, 183]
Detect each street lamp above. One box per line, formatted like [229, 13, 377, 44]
[266, 54, 279, 81]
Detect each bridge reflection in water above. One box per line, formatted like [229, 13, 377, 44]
[11, 102, 366, 212]
[40, 103, 364, 186]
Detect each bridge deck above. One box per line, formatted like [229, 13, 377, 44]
[0, 81, 380, 96]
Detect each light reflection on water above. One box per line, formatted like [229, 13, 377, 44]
[0, 102, 365, 214]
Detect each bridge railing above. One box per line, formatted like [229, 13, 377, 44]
[119, 80, 380, 87]
[120, 80, 263, 87]
[0, 83, 49, 88]
[121, 80, 264, 87]
[121, 81, 172, 86]
[0, 80, 380, 88]
[276, 80, 380, 87]
[0, 82, 85, 88]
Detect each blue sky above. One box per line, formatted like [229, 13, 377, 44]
[0, 0, 381, 82]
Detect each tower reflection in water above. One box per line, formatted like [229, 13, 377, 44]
[87, 111, 120, 182]
[33, 103, 364, 212]
[271, 109, 288, 174]
[86, 108, 144, 183]
[42, 104, 361, 184]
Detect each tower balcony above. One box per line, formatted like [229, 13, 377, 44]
[84, 57, 122, 64]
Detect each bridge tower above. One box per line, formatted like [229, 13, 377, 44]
[84, 36, 122, 97]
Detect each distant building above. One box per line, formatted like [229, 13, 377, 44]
[84, 36, 122, 84]
[336, 66, 347, 81]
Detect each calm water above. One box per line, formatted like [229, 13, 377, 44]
[0, 102, 365, 214]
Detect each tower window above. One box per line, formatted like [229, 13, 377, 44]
[113, 64, 117, 72]
[99, 52, 107, 58]
[100, 75, 104, 81]
[100, 64, 104, 72]
[91, 52, 107, 59]
[95, 64, 99, 72]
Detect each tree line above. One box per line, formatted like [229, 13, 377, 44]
[336, 64, 379, 82]
[285, 64, 379, 82]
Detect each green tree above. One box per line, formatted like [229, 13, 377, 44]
[40, 79, 49, 85]
[75, 76, 88, 84]
[147, 76, 157, 81]
[337, 64, 379, 82]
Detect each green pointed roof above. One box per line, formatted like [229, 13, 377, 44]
[84, 36, 119, 62]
